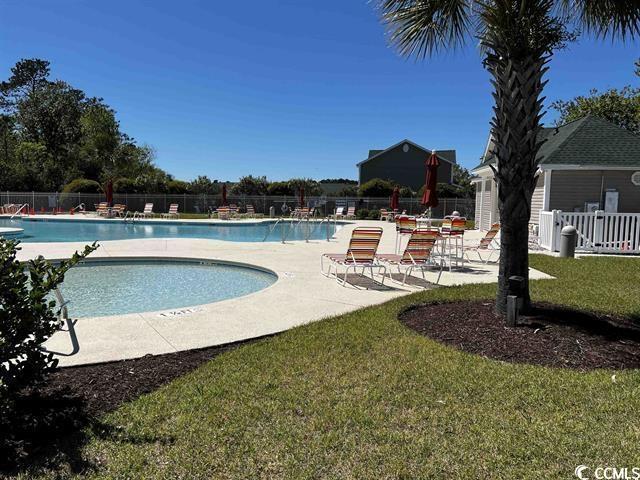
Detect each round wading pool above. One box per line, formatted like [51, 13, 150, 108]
[56, 258, 277, 318]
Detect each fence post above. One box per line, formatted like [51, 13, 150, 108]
[593, 210, 604, 253]
[550, 210, 561, 251]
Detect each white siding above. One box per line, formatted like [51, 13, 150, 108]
[474, 182, 482, 227]
[530, 174, 545, 224]
[481, 179, 492, 231]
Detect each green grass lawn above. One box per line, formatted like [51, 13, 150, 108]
[30, 255, 640, 479]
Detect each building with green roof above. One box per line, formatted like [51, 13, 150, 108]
[472, 116, 640, 231]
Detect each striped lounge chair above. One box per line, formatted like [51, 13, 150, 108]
[217, 206, 231, 220]
[95, 202, 110, 217]
[464, 223, 500, 263]
[112, 204, 127, 217]
[332, 207, 345, 219]
[344, 206, 356, 219]
[377, 229, 444, 285]
[139, 203, 154, 218]
[321, 227, 386, 286]
[245, 204, 256, 218]
[162, 203, 179, 219]
[395, 215, 417, 253]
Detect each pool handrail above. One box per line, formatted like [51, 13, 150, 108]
[9, 203, 29, 220]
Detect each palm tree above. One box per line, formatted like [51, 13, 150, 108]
[376, 0, 640, 314]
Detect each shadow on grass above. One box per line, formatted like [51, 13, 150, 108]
[0, 388, 174, 477]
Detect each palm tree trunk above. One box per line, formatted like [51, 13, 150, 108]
[484, 52, 548, 315]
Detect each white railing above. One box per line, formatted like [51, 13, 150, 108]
[538, 211, 556, 251]
[538, 210, 640, 254]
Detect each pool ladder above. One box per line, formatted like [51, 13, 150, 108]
[123, 211, 141, 223]
[9, 203, 29, 220]
[41, 287, 80, 357]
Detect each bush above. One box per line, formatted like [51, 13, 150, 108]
[61, 178, 102, 194]
[368, 209, 381, 220]
[0, 239, 97, 462]
[356, 209, 370, 220]
[359, 178, 395, 197]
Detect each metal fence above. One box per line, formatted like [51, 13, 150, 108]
[1, 192, 475, 219]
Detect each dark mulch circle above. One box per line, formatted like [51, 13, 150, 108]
[400, 301, 640, 370]
[2, 336, 268, 474]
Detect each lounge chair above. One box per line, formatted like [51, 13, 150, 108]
[463, 223, 500, 263]
[162, 203, 179, 219]
[395, 215, 417, 253]
[217, 206, 230, 220]
[112, 204, 127, 217]
[321, 227, 386, 286]
[245, 204, 256, 218]
[344, 206, 356, 220]
[95, 202, 110, 217]
[332, 207, 345, 219]
[377, 229, 444, 285]
[139, 203, 154, 218]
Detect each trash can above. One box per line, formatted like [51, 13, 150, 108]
[269, 206, 276, 218]
[559, 225, 577, 258]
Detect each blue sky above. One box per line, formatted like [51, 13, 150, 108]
[1, 1, 638, 181]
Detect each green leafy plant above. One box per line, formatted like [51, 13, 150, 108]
[0, 238, 98, 459]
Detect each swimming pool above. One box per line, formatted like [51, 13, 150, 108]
[56, 258, 277, 318]
[0, 217, 343, 243]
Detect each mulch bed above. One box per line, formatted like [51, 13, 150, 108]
[2, 337, 267, 473]
[400, 301, 640, 370]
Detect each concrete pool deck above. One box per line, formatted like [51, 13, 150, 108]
[12, 219, 554, 367]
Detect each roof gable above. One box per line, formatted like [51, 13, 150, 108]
[358, 139, 456, 167]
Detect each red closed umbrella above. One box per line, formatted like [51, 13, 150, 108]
[105, 180, 113, 206]
[421, 152, 440, 208]
[221, 183, 227, 206]
[299, 187, 305, 207]
[390, 186, 400, 211]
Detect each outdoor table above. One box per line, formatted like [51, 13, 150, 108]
[435, 233, 465, 271]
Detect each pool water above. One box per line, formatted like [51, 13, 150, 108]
[57, 259, 276, 318]
[0, 218, 342, 243]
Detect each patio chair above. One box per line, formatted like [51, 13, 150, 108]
[395, 215, 417, 253]
[217, 206, 230, 220]
[95, 202, 110, 217]
[162, 203, 179, 219]
[321, 227, 386, 286]
[332, 207, 345, 219]
[379, 209, 392, 221]
[463, 223, 500, 263]
[245, 204, 256, 218]
[138, 203, 154, 218]
[344, 206, 356, 219]
[377, 229, 444, 285]
[112, 204, 127, 217]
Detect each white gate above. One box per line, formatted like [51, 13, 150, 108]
[538, 210, 640, 254]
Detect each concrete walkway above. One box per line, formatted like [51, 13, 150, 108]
[12, 219, 554, 366]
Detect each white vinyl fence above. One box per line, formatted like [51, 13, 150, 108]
[538, 210, 640, 254]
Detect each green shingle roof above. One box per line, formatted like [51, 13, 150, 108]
[473, 116, 640, 171]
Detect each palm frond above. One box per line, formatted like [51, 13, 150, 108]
[376, 0, 473, 58]
[560, 0, 640, 39]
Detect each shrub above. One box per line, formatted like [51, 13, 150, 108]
[0, 239, 98, 461]
[368, 209, 381, 220]
[356, 208, 370, 220]
[359, 178, 395, 197]
[61, 178, 102, 194]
